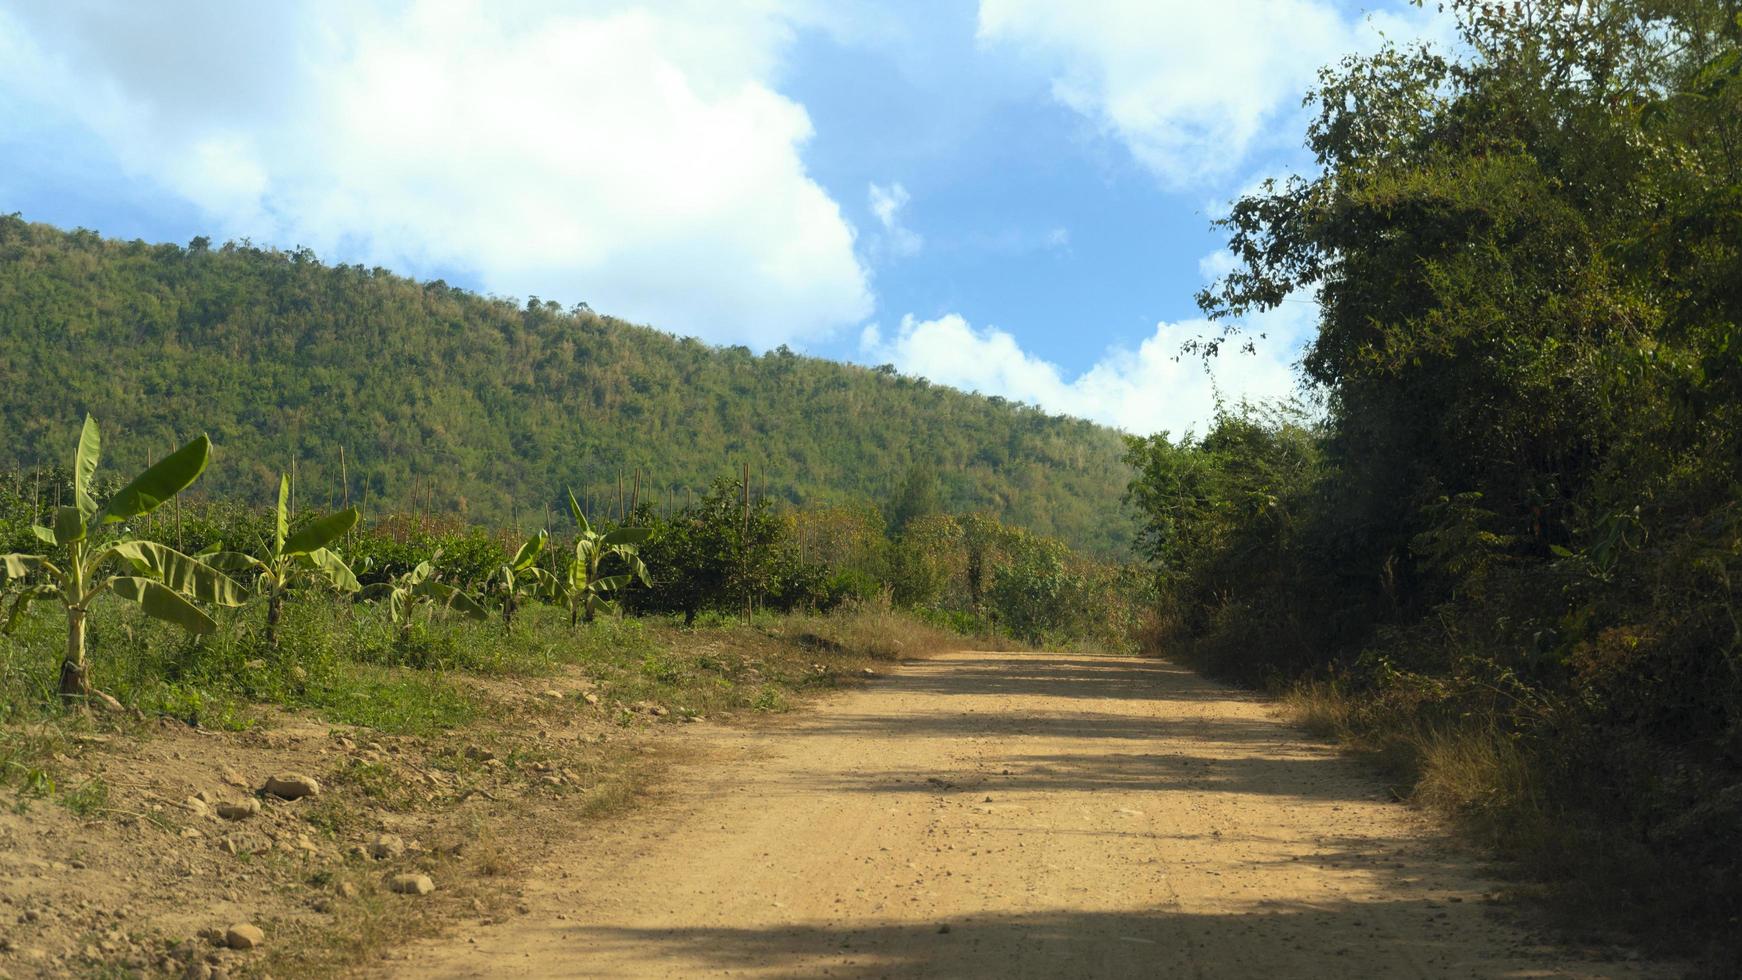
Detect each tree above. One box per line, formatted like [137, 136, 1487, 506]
[491, 529, 550, 631]
[552, 491, 649, 626]
[361, 549, 488, 639]
[208, 474, 359, 647]
[0, 417, 243, 700]
[888, 463, 941, 535]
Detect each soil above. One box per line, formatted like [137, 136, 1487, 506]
[389, 650, 1675, 979]
[0, 676, 651, 978]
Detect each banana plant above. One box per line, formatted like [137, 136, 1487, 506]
[206, 474, 360, 647]
[552, 490, 651, 626]
[0, 416, 244, 700]
[361, 549, 488, 638]
[492, 530, 551, 632]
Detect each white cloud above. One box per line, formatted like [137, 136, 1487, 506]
[867, 181, 922, 258]
[863, 272, 1317, 437]
[0, 1, 871, 347]
[977, 0, 1447, 186]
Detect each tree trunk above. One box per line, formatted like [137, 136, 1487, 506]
[265, 590, 285, 648]
[59, 606, 90, 701]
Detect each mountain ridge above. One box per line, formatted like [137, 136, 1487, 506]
[0, 215, 1136, 554]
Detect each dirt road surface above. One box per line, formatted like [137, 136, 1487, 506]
[390, 651, 1666, 978]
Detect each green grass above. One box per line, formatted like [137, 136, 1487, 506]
[0, 590, 981, 813]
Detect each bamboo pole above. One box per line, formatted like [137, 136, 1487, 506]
[742, 461, 751, 624]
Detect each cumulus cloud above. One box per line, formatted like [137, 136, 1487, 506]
[977, 0, 1447, 186]
[0, 0, 871, 347]
[867, 181, 922, 258]
[863, 283, 1316, 437]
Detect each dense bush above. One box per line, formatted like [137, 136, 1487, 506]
[1129, 2, 1742, 963]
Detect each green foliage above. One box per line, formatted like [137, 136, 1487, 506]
[630, 479, 790, 624]
[1134, 3, 1742, 963]
[0, 417, 242, 698]
[0, 217, 1136, 556]
[360, 550, 488, 634]
[551, 492, 650, 625]
[206, 473, 359, 647]
[491, 529, 550, 631]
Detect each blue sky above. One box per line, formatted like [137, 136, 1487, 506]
[0, 1, 1449, 436]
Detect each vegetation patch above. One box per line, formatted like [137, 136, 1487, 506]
[1126, 4, 1742, 971]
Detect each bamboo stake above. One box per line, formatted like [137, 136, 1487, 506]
[742, 461, 751, 624]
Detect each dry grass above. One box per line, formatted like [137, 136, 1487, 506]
[1281, 680, 1544, 825]
[784, 596, 977, 662]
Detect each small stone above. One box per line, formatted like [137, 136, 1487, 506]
[336, 881, 359, 899]
[540, 775, 563, 787]
[182, 961, 213, 980]
[582, 692, 601, 706]
[541, 689, 564, 699]
[262, 773, 320, 800]
[180, 827, 204, 840]
[184, 797, 210, 818]
[464, 746, 495, 762]
[937, 924, 952, 934]
[224, 924, 264, 950]
[367, 833, 406, 860]
[217, 835, 259, 856]
[388, 874, 435, 896]
[216, 799, 259, 820]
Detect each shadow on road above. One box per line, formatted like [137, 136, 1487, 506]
[519, 900, 1604, 979]
[881, 653, 1245, 704]
[765, 652, 1392, 804]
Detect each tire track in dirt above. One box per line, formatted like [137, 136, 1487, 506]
[387, 650, 1670, 979]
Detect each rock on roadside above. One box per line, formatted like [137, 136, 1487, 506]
[216, 799, 260, 820]
[367, 833, 406, 860]
[225, 923, 265, 949]
[389, 873, 435, 895]
[262, 773, 321, 800]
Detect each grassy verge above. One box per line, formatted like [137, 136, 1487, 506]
[1275, 673, 1731, 973]
[0, 597, 973, 976]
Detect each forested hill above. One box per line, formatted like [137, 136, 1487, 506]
[0, 216, 1135, 554]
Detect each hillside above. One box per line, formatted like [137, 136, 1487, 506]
[0, 216, 1135, 554]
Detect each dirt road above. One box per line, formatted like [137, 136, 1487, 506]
[391, 651, 1664, 978]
